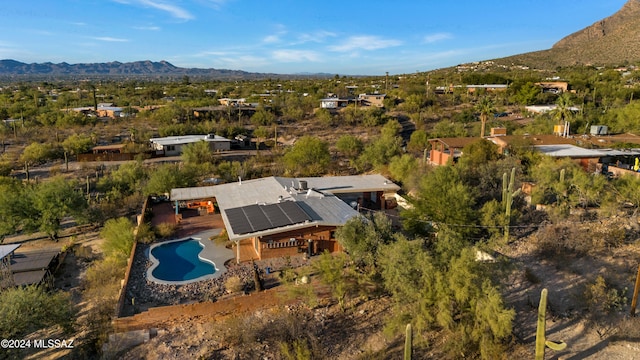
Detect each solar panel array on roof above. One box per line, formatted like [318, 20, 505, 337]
[225, 201, 312, 235]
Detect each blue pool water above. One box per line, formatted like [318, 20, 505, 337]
[150, 239, 216, 282]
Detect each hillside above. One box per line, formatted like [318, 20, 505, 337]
[0, 59, 295, 80]
[496, 0, 640, 69]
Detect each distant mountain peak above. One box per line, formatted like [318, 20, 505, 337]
[496, 0, 640, 69]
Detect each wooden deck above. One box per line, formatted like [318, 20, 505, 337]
[237, 239, 259, 263]
[149, 201, 225, 239]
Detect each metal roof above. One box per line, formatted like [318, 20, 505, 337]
[288, 174, 401, 194]
[171, 175, 399, 242]
[535, 144, 605, 158]
[10, 249, 59, 272]
[149, 134, 231, 147]
[0, 244, 21, 260]
[13, 270, 48, 287]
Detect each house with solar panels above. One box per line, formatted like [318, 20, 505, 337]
[170, 174, 401, 263]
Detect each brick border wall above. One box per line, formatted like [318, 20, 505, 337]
[114, 196, 150, 318]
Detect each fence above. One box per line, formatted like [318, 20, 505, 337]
[114, 196, 150, 318]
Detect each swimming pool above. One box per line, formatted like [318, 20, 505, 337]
[147, 238, 218, 284]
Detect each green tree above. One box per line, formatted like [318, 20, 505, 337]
[335, 134, 363, 159]
[29, 176, 88, 240]
[253, 126, 271, 152]
[0, 178, 26, 240]
[313, 251, 355, 311]
[19, 142, 57, 166]
[475, 97, 495, 138]
[250, 108, 276, 127]
[283, 136, 330, 176]
[403, 165, 477, 238]
[0, 286, 75, 339]
[98, 161, 147, 199]
[336, 212, 395, 276]
[181, 140, 213, 165]
[357, 120, 403, 171]
[550, 92, 575, 133]
[144, 163, 199, 196]
[100, 217, 135, 261]
[62, 133, 94, 158]
[458, 139, 500, 170]
[407, 129, 429, 155]
[388, 154, 419, 184]
[513, 82, 541, 106]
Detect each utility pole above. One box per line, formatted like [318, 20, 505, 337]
[385, 71, 389, 92]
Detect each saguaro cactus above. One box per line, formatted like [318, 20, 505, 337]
[535, 288, 567, 360]
[503, 167, 521, 242]
[404, 323, 412, 360]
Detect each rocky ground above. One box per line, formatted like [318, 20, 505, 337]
[121, 242, 310, 316]
[116, 216, 640, 360]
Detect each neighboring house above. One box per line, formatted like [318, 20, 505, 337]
[170, 174, 401, 262]
[96, 103, 123, 118]
[91, 144, 126, 154]
[525, 104, 581, 114]
[149, 134, 231, 156]
[535, 81, 569, 94]
[320, 94, 386, 109]
[320, 97, 352, 109]
[466, 84, 508, 93]
[358, 93, 386, 107]
[428, 137, 479, 166]
[218, 98, 246, 106]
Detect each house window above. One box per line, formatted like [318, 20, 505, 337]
[166, 145, 176, 151]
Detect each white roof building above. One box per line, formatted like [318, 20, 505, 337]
[149, 134, 232, 156]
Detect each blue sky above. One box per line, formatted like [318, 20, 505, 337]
[0, 0, 629, 75]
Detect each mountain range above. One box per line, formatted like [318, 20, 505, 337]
[497, 0, 640, 68]
[2, 0, 640, 78]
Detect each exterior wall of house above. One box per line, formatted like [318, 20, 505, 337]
[255, 226, 341, 260]
[429, 149, 451, 166]
[163, 144, 183, 157]
[209, 141, 231, 151]
[321, 100, 338, 109]
[358, 94, 385, 107]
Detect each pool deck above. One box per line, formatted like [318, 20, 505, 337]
[146, 228, 233, 285]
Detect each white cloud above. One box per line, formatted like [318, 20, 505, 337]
[296, 30, 337, 44]
[423, 33, 453, 44]
[328, 36, 402, 52]
[263, 24, 287, 44]
[134, 25, 161, 31]
[92, 37, 130, 42]
[271, 50, 321, 62]
[263, 35, 281, 44]
[197, 0, 230, 10]
[112, 0, 193, 20]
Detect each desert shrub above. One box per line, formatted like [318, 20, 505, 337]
[279, 338, 312, 360]
[136, 222, 156, 244]
[584, 276, 627, 316]
[81, 256, 127, 353]
[154, 222, 176, 239]
[0, 285, 75, 339]
[534, 223, 591, 256]
[101, 217, 135, 261]
[225, 276, 244, 294]
[212, 228, 231, 247]
[218, 309, 323, 359]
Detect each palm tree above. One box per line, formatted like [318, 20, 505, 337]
[551, 93, 574, 136]
[475, 97, 495, 138]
